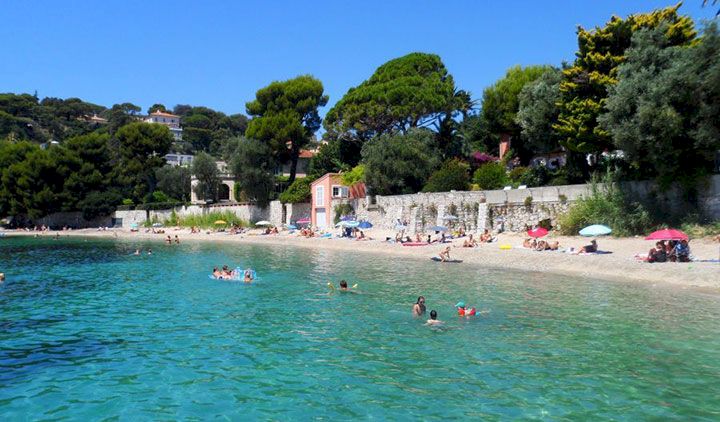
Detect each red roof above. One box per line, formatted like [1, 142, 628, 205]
[150, 111, 180, 118]
[299, 150, 315, 159]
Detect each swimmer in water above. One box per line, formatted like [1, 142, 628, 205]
[134, 249, 141, 256]
[456, 301, 476, 317]
[426, 310, 442, 326]
[412, 296, 426, 317]
[212, 267, 222, 279]
[147, 248, 152, 255]
[0, 272, 5, 282]
[339, 280, 348, 290]
[165, 235, 172, 244]
[174, 235, 180, 244]
[243, 269, 254, 283]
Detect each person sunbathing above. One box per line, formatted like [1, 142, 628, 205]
[648, 241, 667, 263]
[579, 239, 598, 253]
[479, 229, 492, 243]
[463, 234, 478, 248]
[523, 238, 537, 249]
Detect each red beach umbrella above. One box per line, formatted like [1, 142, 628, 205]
[644, 229, 688, 241]
[527, 227, 548, 238]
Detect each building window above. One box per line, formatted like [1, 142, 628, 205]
[332, 185, 348, 198]
[315, 186, 324, 206]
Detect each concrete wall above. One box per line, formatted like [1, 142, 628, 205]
[114, 203, 270, 228]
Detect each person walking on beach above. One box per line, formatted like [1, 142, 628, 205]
[413, 296, 426, 316]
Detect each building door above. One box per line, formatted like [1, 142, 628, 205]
[219, 184, 230, 201]
[315, 208, 327, 228]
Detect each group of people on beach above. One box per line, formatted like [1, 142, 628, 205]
[646, 239, 691, 263]
[165, 235, 180, 244]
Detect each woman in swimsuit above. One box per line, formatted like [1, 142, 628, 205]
[413, 296, 426, 316]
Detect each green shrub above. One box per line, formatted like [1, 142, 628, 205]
[558, 176, 653, 236]
[152, 191, 171, 203]
[341, 164, 365, 186]
[170, 210, 249, 229]
[279, 177, 313, 203]
[333, 203, 354, 224]
[524, 196, 533, 207]
[122, 198, 134, 206]
[508, 166, 529, 185]
[422, 159, 470, 192]
[472, 162, 508, 190]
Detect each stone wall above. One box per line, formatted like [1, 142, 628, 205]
[113, 175, 720, 233]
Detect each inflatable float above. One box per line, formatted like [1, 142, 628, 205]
[209, 267, 257, 281]
[430, 257, 463, 263]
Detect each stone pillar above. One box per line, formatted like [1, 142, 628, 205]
[476, 202, 489, 233]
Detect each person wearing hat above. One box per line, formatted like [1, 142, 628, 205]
[456, 301, 476, 317]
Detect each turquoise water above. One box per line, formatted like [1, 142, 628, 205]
[1, 236, 720, 420]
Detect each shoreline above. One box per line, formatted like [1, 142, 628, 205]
[4, 228, 720, 294]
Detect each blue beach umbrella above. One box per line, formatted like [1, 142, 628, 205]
[358, 221, 373, 229]
[286, 224, 297, 230]
[579, 224, 612, 237]
[429, 225, 448, 232]
[335, 220, 360, 228]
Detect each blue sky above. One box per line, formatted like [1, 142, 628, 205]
[1, 1, 715, 117]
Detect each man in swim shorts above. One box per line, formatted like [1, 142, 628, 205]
[426, 310, 442, 326]
[413, 296, 426, 316]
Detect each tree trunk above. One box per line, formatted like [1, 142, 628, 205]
[288, 145, 299, 185]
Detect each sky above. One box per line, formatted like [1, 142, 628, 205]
[1, 1, 716, 118]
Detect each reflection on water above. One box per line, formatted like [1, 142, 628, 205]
[0, 236, 719, 420]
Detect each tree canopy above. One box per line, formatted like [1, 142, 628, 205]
[599, 22, 720, 194]
[361, 129, 440, 195]
[245, 75, 328, 184]
[325, 53, 470, 145]
[515, 67, 563, 156]
[555, 4, 696, 156]
[226, 137, 275, 206]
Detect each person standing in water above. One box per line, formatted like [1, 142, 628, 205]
[413, 296, 426, 316]
[426, 310, 442, 326]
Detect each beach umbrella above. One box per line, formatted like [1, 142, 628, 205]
[339, 220, 360, 228]
[286, 224, 297, 230]
[255, 220, 273, 226]
[442, 215, 459, 221]
[340, 215, 355, 221]
[214, 220, 227, 225]
[645, 228, 688, 241]
[579, 224, 612, 237]
[429, 225, 448, 232]
[152, 223, 163, 228]
[297, 218, 311, 224]
[358, 221, 373, 229]
[527, 227, 548, 238]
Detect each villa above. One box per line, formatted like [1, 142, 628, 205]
[144, 110, 183, 141]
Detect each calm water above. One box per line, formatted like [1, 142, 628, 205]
[1, 236, 720, 420]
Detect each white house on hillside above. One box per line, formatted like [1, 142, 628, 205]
[144, 110, 183, 141]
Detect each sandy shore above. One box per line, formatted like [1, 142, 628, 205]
[4, 228, 720, 293]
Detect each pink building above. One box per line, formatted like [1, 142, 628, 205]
[310, 173, 349, 229]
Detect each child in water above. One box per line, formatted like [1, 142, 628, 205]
[456, 302, 476, 317]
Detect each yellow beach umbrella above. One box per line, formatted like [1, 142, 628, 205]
[214, 220, 227, 225]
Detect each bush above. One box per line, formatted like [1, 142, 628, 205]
[472, 162, 508, 190]
[422, 159, 470, 192]
[152, 191, 171, 203]
[122, 198, 134, 206]
[508, 166, 529, 185]
[170, 210, 249, 229]
[558, 176, 653, 236]
[341, 164, 365, 186]
[333, 203, 354, 224]
[279, 177, 313, 203]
